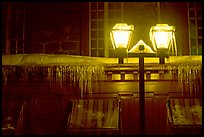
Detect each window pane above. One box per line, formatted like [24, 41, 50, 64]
[115, 11, 121, 19]
[98, 20, 104, 29]
[190, 19, 195, 26]
[17, 50, 23, 54]
[10, 22, 18, 39]
[198, 47, 202, 55]
[10, 40, 16, 49]
[98, 40, 104, 48]
[18, 40, 24, 49]
[91, 40, 97, 48]
[198, 38, 202, 46]
[197, 29, 202, 36]
[189, 10, 195, 17]
[98, 49, 104, 57]
[18, 11, 25, 21]
[109, 11, 115, 18]
[108, 2, 114, 9]
[91, 21, 97, 29]
[91, 49, 97, 57]
[196, 9, 202, 17]
[98, 30, 104, 38]
[189, 2, 195, 8]
[98, 2, 104, 10]
[91, 11, 97, 19]
[197, 19, 202, 27]
[191, 47, 197, 55]
[91, 30, 97, 38]
[10, 49, 16, 54]
[98, 11, 104, 19]
[11, 5, 18, 20]
[196, 2, 202, 8]
[190, 38, 196, 46]
[190, 27, 197, 38]
[91, 2, 97, 10]
[115, 2, 122, 9]
[17, 22, 24, 39]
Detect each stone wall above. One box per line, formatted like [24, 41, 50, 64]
[31, 28, 80, 55]
[28, 3, 81, 55]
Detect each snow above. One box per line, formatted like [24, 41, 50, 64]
[168, 55, 202, 64]
[129, 39, 155, 53]
[2, 54, 105, 66]
[169, 105, 202, 125]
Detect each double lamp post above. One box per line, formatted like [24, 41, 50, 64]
[110, 23, 177, 134]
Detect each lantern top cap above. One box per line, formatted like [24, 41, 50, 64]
[151, 24, 175, 31]
[113, 23, 134, 31]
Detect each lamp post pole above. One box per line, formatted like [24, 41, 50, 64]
[128, 52, 157, 135]
[139, 55, 145, 135]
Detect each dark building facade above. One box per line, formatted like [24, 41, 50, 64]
[2, 2, 202, 56]
[2, 2, 202, 135]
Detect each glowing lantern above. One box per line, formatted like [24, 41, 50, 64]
[110, 23, 134, 49]
[150, 24, 177, 56]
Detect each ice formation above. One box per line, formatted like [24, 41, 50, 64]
[2, 54, 106, 96]
[2, 54, 105, 66]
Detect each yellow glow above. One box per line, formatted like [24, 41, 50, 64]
[110, 23, 134, 49]
[112, 31, 131, 48]
[154, 31, 171, 49]
[150, 24, 176, 55]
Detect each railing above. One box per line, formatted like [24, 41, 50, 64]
[104, 63, 178, 81]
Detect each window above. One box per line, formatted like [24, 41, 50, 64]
[188, 2, 202, 55]
[2, 2, 25, 54]
[89, 2, 123, 57]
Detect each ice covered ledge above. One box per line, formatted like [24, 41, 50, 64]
[2, 54, 202, 66]
[2, 54, 107, 96]
[2, 54, 105, 66]
[96, 55, 202, 64]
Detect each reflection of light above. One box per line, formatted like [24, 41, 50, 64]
[114, 82, 132, 92]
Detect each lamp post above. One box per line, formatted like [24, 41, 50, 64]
[111, 23, 176, 134]
[110, 23, 134, 64]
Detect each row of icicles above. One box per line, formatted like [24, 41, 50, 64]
[2, 65, 105, 97]
[2, 63, 202, 96]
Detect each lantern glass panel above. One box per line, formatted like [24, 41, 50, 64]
[154, 31, 172, 49]
[112, 30, 131, 48]
[110, 23, 134, 49]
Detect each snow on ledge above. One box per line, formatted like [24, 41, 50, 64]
[2, 54, 105, 66]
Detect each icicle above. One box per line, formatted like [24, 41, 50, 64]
[2, 66, 16, 86]
[47, 66, 54, 85]
[178, 64, 184, 95]
[56, 66, 63, 87]
[2, 67, 8, 86]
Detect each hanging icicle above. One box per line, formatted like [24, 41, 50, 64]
[177, 63, 202, 95]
